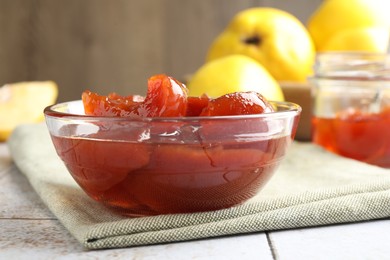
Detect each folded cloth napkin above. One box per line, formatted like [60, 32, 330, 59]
[8, 123, 390, 249]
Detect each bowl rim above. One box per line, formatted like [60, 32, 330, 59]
[44, 100, 302, 122]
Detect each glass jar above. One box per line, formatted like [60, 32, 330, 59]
[310, 52, 390, 168]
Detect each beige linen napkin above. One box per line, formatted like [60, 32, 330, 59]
[8, 123, 390, 249]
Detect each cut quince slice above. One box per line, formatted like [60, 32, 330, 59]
[0, 81, 58, 141]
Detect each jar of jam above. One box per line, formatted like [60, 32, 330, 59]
[310, 52, 390, 168]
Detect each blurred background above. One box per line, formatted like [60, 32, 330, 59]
[0, 0, 322, 102]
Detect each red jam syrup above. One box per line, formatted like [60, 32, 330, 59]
[52, 132, 292, 215]
[312, 107, 390, 168]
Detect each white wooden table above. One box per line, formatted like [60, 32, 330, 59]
[1, 142, 390, 259]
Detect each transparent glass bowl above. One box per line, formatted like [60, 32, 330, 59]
[44, 100, 301, 216]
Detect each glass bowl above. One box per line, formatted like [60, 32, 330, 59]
[44, 100, 301, 216]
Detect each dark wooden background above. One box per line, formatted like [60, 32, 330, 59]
[0, 0, 322, 102]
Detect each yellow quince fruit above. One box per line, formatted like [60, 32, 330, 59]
[0, 81, 58, 141]
[308, 0, 390, 51]
[187, 54, 284, 101]
[322, 27, 390, 52]
[206, 7, 315, 82]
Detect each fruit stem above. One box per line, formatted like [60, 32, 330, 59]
[243, 36, 261, 46]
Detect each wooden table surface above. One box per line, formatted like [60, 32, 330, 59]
[1, 142, 390, 260]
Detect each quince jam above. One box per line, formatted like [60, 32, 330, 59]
[81, 74, 275, 117]
[312, 107, 390, 168]
[51, 74, 293, 215]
